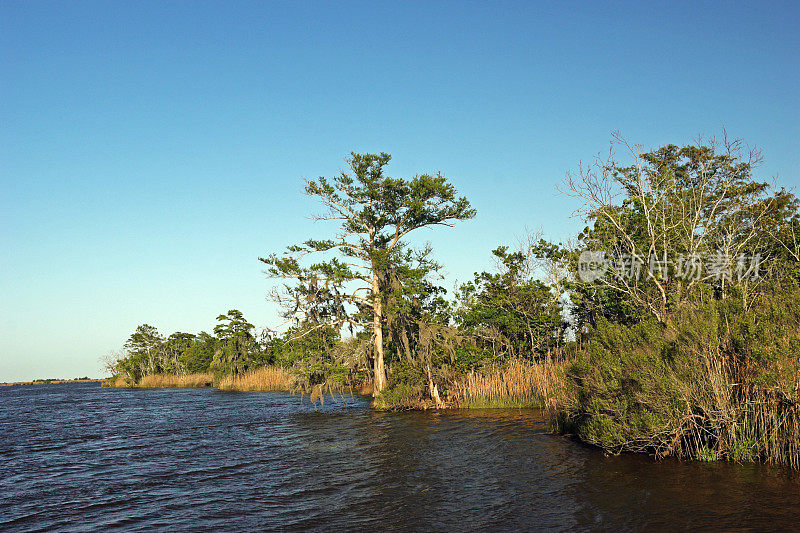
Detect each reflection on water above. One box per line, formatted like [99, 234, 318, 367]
[1, 383, 798, 531]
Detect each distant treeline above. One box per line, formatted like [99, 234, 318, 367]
[105, 309, 358, 391]
[107, 137, 800, 467]
[1, 377, 99, 386]
[33, 377, 91, 382]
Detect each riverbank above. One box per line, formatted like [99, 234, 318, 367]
[104, 331, 800, 470]
[106, 359, 563, 410]
[104, 367, 374, 397]
[1, 378, 104, 387]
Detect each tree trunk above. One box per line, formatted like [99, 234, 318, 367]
[426, 363, 444, 408]
[383, 269, 414, 365]
[399, 325, 413, 364]
[371, 269, 387, 395]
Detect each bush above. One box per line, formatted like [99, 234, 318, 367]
[372, 360, 429, 410]
[557, 289, 800, 467]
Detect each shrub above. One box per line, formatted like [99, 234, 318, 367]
[557, 289, 800, 467]
[372, 360, 429, 410]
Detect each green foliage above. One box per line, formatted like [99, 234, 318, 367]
[373, 359, 430, 410]
[260, 152, 475, 394]
[456, 245, 566, 362]
[277, 324, 344, 386]
[555, 136, 799, 326]
[274, 324, 338, 366]
[562, 318, 683, 450]
[537, 136, 800, 466]
[180, 332, 216, 373]
[451, 345, 490, 371]
[111, 310, 275, 382]
[117, 324, 164, 381]
[210, 310, 258, 376]
[560, 286, 800, 465]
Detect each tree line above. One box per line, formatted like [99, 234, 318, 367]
[107, 137, 800, 465]
[109, 310, 265, 381]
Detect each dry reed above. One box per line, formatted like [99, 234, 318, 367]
[218, 367, 295, 391]
[451, 357, 567, 408]
[134, 373, 214, 388]
[356, 380, 373, 396]
[102, 376, 130, 388]
[662, 356, 800, 467]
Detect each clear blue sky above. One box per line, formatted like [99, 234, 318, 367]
[1, 1, 798, 381]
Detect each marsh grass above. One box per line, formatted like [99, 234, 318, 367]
[218, 367, 295, 391]
[666, 358, 800, 468]
[451, 357, 567, 409]
[102, 376, 130, 388]
[136, 373, 214, 388]
[558, 354, 800, 468]
[356, 380, 373, 396]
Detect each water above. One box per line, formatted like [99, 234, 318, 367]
[1, 383, 798, 532]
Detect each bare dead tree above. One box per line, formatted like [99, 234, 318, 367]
[559, 132, 776, 323]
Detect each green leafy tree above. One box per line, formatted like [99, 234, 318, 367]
[121, 324, 164, 380]
[211, 310, 256, 376]
[180, 331, 217, 373]
[379, 244, 450, 362]
[261, 152, 475, 394]
[560, 133, 785, 324]
[457, 245, 565, 360]
[163, 332, 195, 375]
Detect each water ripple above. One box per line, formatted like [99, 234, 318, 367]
[2, 383, 799, 531]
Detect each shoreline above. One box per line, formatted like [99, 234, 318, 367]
[0, 378, 105, 387]
[99, 355, 800, 470]
[102, 369, 376, 398]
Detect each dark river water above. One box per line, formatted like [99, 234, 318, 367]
[1, 382, 799, 532]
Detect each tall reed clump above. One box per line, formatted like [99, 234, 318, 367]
[357, 380, 373, 396]
[218, 366, 295, 391]
[178, 373, 215, 388]
[136, 373, 214, 388]
[451, 357, 568, 408]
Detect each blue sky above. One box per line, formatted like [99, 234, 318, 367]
[1, 1, 798, 381]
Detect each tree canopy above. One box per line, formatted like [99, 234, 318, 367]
[260, 152, 475, 394]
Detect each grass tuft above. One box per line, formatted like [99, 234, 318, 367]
[450, 357, 567, 409]
[108, 373, 214, 388]
[218, 367, 295, 391]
